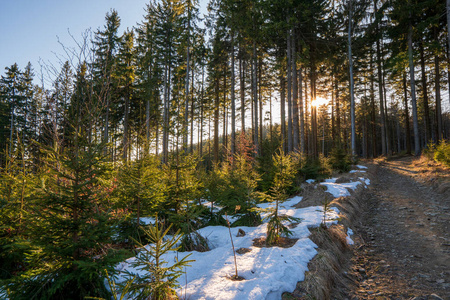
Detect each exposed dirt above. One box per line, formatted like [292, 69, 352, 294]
[332, 156, 450, 299]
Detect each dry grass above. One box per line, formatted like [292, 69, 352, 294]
[283, 169, 369, 300]
[294, 184, 334, 208]
[252, 237, 299, 248]
[286, 225, 351, 300]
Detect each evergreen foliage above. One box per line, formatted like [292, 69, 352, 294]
[0, 144, 32, 280]
[7, 137, 125, 299]
[124, 219, 194, 300]
[329, 147, 352, 173]
[214, 155, 264, 227]
[113, 156, 166, 244]
[433, 140, 450, 168]
[263, 152, 301, 246]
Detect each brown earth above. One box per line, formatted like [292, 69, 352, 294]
[331, 156, 450, 299]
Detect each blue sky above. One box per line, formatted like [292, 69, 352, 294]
[0, 0, 153, 81]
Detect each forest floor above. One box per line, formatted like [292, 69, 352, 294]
[332, 156, 450, 299]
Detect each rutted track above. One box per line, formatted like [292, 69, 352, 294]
[333, 158, 450, 299]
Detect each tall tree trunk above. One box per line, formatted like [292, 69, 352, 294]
[419, 40, 432, 144]
[408, 21, 421, 156]
[286, 26, 293, 153]
[382, 59, 391, 155]
[200, 62, 205, 157]
[280, 72, 287, 154]
[305, 70, 310, 154]
[214, 77, 220, 163]
[370, 54, 377, 157]
[311, 62, 318, 157]
[299, 62, 305, 153]
[123, 94, 130, 161]
[163, 62, 170, 163]
[334, 70, 341, 146]
[403, 72, 412, 155]
[252, 42, 259, 156]
[223, 75, 227, 151]
[231, 34, 236, 155]
[259, 56, 263, 154]
[145, 97, 150, 155]
[184, 6, 191, 153]
[190, 64, 195, 153]
[447, 0, 450, 108]
[434, 50, 443, 142]
[375, 0, 386, 156]
[348, 0, 356, 156]
[292, 34, 300, 151]
[240, 54, 246, 133]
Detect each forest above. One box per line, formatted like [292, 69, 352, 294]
[1, 0, 450, 298]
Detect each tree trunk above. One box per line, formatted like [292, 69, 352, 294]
[214, 77, 220, 163]
[280, 72, 286, 154]
[190, 64, 195, 153]
[370, 53, 377, 157]
[231, 34, 236, 155]
[163, 62, 169, 163]
[447, 0, 450, 108]
[335, 70, 341, 146]
[200, 62, 205, 157]
[240, 54, 246, 133]
[252, 42, 259, 156]
[419, 40, 432, 144]
[403, 72, 412, 155]
[408, 21, 421, 156]
[184, 6, 191, 153]
[123, 94, 130, 161]
[292, 33, 300, 151]
[299, 62, 305, 153]
[348, 0, 356, 156]
[375, 0, 386, 156]
[286, 26, 293, 153]
[434, 50, 443, 142]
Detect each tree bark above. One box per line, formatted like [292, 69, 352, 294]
[240, 53, 246, 134]
[402, 72, 412, 155]
[408, 21, 421, 156]
[252, 42, 259, 156]
[292, 33, 300, 151]
[374, 0, 386, 156]
[419, 40, 432, 144]
[280, 72, 286, 154]
[286, 25, 293, 153]
[434, 48, 442, 142]
[231, 33, 236, 155]
[349, 0, 356, 156]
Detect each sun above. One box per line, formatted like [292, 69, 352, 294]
[311, 97, 330, 107]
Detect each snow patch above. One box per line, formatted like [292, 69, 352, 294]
[346, 228, 354, 245]
[349, 170, 366, 173]
[319, 181, 361, 198]
[114, 195, 341, 299]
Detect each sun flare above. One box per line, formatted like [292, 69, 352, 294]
[311, 97, 330, 107]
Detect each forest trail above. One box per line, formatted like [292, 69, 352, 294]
[335, 157, 450, 299]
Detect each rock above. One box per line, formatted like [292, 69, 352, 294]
[236, 229, 245, 237]
[236, 247, 251, 254]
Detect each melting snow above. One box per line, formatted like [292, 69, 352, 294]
[349, 170, 366, 173]
[346, 228, 354, 245]
[114, 178, 371, 299]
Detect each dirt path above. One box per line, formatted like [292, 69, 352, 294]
[334, 157, 450, 299]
